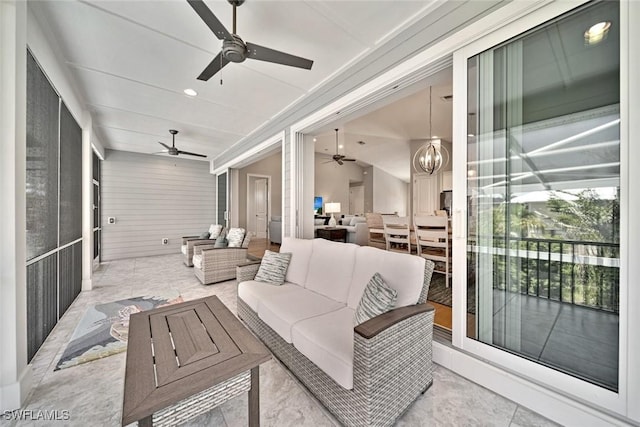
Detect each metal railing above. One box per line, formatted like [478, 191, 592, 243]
[469, 237, 620, 313]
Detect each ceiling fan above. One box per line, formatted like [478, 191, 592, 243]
[187, 0, 314, 81]
[326, 129, 356, 165]
[156, 130, 207, 158]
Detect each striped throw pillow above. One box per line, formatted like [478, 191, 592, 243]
[254, 251, 292, 285]
[227, 228, 245, 247]
[354, 273, 398, 325]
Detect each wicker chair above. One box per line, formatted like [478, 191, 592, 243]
[181, 236, 216, 267]
[192, 235, 252, 285]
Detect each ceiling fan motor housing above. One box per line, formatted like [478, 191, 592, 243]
[223, 34, 247, 63]
[227, 0, 245, 6]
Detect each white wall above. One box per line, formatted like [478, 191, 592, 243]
[0, 0, 30, 411]
[315, 153, 364, 217]
[101, 150, 215, 260]
[372, 166, 409, 216]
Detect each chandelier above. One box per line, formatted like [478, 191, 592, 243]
[413, 86, 448, 175]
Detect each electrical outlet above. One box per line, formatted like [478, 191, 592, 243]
[162, 238, 168, 245]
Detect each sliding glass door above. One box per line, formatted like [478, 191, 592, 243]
[458, 0, 621, 396]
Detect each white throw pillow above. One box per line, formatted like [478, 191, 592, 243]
[227, 227, 245, 247]
[254, 250, 292, 285]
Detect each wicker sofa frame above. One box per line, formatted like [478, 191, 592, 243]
[193, 235, 252, 285]
[235, 259, 435, 427]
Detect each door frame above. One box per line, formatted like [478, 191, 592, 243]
[246, 173, 271, 238]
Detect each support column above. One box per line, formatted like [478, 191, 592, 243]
[0, 0, 32, 410]
[82, 114, 93, 291]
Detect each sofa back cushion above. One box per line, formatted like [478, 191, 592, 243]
[348, 246, 426, 309]
[305, 239, 357, 303]
[280, 237, 313, 286]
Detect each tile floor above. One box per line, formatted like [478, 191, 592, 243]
[3, 254, 560, 427]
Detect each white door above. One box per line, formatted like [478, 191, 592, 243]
[413, 174, 440, 217]
[254, 178, 268, 238]
[349, 185, 364, 214]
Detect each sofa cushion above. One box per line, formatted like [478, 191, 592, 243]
[192, 254, 202, 269]
[181, 244, 188, 255]
[258, 287, 343, 343]
[305, 239, 357, 303]
[227, 228, 245, 247]
[280, 238, 313, 286]
[254, 250, 291, 285]
[208, 224, 223, 239]
[238, 280, 300, 311]
[348, 246, 426, 309]
[354, 273, 397, 325]
[292, 307, 355, 389]
[351, 216, 366, 226]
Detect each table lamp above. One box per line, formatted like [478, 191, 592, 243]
[325, 202, 341, 227]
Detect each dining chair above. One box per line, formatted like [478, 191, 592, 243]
[383, 216, 412, 254]
[414, 214, 451, 286]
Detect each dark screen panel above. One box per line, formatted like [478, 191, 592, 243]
[26, 51, 59, 260]
[217, 173, 227, 226]
[27, 253, 58, 362]
[59, 102, 82, 245]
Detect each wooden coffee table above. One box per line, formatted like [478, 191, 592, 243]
[121, 295, 270, 427]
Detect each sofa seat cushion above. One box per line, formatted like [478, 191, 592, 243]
[192, 254, 202, 269]
[258, 287, 344, 343]
[181, 244, 188, 255]
[238, 280, 301, 312]
[292, 307, 355, 389]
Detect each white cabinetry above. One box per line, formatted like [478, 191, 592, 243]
[413, 174, 440, 217]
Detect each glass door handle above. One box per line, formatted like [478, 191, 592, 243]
[453, 209, 464, 239]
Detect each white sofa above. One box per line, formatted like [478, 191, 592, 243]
[314, 216, 368, 246]
[236, 237, 435, 427]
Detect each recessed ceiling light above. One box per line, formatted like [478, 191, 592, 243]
[584, 21, 611, 45]
[183, 88, 197, 96]
[468, 133, 475, 137]
[339, 144, 344, 149]
[313, 137, 317, 142]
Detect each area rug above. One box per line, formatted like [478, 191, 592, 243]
[55, 292, 183, 371]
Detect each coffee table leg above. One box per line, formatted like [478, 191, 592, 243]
[249, 367, 260, 427]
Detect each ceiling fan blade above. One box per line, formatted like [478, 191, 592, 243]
[245, 42, 313, 70]
[342, 158, 356, 162]
[152, 151, 169, 154]
[187, 0, 231, 40]
[337, 160, 344, 166]
[158, 142, 171, 150]
[198, 51, 230, 81]
[177, 150, 208, 158]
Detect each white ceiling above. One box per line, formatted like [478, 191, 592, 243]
[29, 0, 438, 161]
[312, 68, 453, 182]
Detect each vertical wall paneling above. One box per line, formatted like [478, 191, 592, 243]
[26, 253, 57, 362]
[100, 150, 215, 260]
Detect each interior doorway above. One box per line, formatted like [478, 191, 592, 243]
[247, 174, 271, 238]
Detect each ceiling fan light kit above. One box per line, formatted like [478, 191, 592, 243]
[187, 0, 314, 82]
